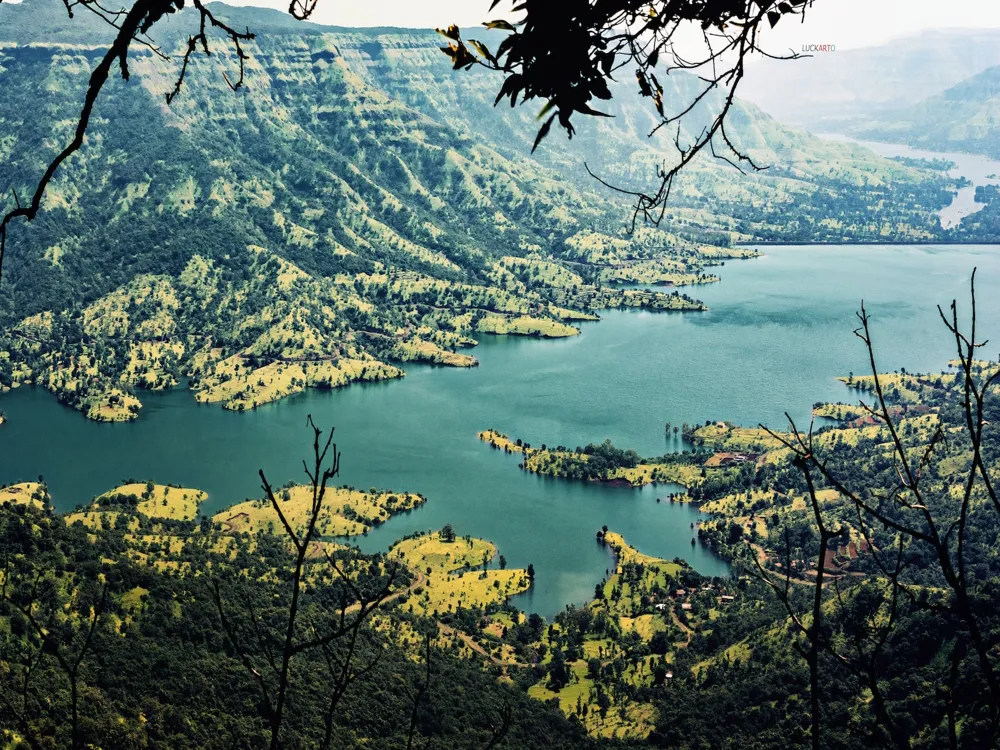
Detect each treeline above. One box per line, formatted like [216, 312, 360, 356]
[0, 501, 602, 749]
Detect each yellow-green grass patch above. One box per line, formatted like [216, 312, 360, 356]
[214, 485, 424, 538]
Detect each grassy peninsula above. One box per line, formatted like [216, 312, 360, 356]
[3, 353, 1000, 746]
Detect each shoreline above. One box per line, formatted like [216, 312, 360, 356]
[740, 240, 1000, 246]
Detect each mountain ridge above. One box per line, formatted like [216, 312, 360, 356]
[853, 64, 1000, 159]
[0, 0, 960, 421]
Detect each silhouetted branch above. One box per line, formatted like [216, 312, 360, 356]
[0, 0, 254, 284]
[214, 415, 401, 750]
[758, 273, 1000, 744]
[441, 0, 814, 230]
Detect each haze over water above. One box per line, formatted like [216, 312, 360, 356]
[2, 244, 999, 615]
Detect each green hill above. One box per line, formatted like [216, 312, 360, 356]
[0, 0, 958, 420]
[856, 65, 1000, 159]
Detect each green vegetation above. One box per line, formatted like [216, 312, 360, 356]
[856, 65, 1000, 160]
[0, 483, 597, 749]
[480, 428, 730, 492]
[0, 482, 48, 509]
[0, 1, 972, 422]
[212, 484, 426, 538]
[499, 354, 1000, 747]
[390, 532, 531, 617]
[3, 4, 1000, 748]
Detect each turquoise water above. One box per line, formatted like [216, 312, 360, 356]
[2, 244, 999, 616]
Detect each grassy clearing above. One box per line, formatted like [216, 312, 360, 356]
[82, 389, 142, 422]
[213, 485, 425, 538]
[394, 337, 477, 367]
[528, 660, 658, 739]
[95, 483, 208, 521]
[390, 532, 530, 616]
[475, 313, 579, 338]
[602, 532, 683, 577]
[691, 422, 785, 451]
[812, 402, 868, 421]
[195, 356, 403, 412]
[64, 482, 207, 532]
[0, 482, 47, 508]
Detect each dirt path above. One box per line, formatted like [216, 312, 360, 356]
[437, 623, 529, 669]
[670, 610, 693, 646]
[342, 569, 427, 617]
[342, 566, 529, 670]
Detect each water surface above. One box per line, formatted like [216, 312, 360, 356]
[2, 244, 999, 615]
[821, 134, 1000, 228]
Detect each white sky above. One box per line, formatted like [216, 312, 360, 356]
[219, 0, 1000, 50]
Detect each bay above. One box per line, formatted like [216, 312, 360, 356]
[2, 244, 999, 616]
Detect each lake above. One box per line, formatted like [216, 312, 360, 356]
[822, 134, 1000, 228]
[2, 244, 1000, 616]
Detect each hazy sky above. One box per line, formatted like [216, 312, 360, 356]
[221, 0, 1000, 50]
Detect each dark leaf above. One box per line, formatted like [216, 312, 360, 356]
[532, 112, 557, 152]
[469, 39, 496, 64]
[600, 51, 614, 77]
[494, 74, 523, 106]
[484, 19, 516, 31]
[435, 24, 461, 41]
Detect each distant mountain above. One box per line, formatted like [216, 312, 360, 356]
[739, 28, 1000, 131]
[853, 66, 1000, 159]
[0, 0, 960, 420]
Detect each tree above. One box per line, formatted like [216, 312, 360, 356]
[213, 416, 399, 750]
[0, 0, 818, 281]
[0, 557, 107, 750]
[498, 554, 507, 570]
[527, 563, 535, 580]
[440, 0, 814, 227]
[754, 273, 1000, 749]
[439, 524, 456, 543]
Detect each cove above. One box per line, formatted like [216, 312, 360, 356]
[2, 244, 1000, 616]
[821, 133, 1000, 228]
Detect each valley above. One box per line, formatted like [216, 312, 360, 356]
[3, 244, 999, 618]
[3, 2, 1000, 747]
[0, 1, 978, 428]
[3, 244, 996, 742]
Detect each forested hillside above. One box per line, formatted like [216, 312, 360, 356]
[856, 65, 1000, 159]
[0, 482, 605, 749]
[0, 0, 960, 421]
